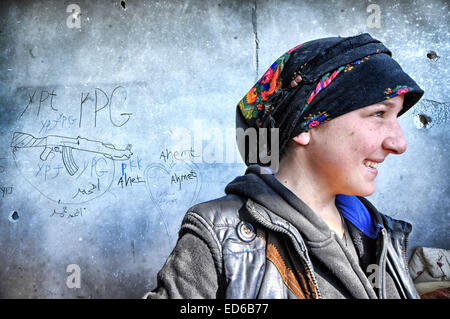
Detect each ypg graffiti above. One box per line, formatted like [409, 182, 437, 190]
[11, 85, 135, 205]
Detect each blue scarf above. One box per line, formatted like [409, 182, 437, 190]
[335, 194, 382, 239]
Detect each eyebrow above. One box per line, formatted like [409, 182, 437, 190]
[379, 100, 396, 107]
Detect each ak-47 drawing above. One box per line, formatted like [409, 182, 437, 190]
[11, 132, 133, 176]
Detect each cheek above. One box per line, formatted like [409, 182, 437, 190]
[348, 128, 380, 155]
[320, 145, 352, 169]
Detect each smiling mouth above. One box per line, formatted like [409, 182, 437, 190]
[363, 160, 379, 169]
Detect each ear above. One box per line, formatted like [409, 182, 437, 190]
[292, 131, 311, 146]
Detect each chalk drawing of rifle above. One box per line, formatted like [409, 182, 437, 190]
[11, 132, 133, 176]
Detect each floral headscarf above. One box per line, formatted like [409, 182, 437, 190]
[236, 33, 424, 166]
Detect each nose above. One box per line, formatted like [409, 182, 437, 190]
[382, 119, 407, 155]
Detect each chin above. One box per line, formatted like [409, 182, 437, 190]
[355, 186, 375, 197]
[344, 183, 375, 197]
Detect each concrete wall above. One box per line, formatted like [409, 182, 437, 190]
[0, 0, 448, 298]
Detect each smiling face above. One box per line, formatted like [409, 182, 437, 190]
[301, 94, 407, 196]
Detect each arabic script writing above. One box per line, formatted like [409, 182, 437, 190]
[51, 206, 86, 218]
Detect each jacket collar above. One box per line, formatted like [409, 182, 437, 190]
[357, 196, 413, 238]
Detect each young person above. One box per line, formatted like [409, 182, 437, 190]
[145, 33, 424, 299]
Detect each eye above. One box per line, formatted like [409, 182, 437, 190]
[372, 111, 385, 117]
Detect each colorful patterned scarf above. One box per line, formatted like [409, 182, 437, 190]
[236, 33, 424, 165]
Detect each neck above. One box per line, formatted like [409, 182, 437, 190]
[274, 151, 344, 236]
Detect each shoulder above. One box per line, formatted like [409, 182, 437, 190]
[380, 213, 412, 236]
[179, 194, 265, 284]
[179, 194, 260, 254]
[184, 194, 248, 231]
[182, 194, 263, 248]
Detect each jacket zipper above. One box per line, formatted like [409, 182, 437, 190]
[247, 202, 322, 299]
[403, 235, 410, 276]
[378, 227, 388, 299]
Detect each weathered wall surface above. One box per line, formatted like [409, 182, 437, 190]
[0, 0, 448, 298]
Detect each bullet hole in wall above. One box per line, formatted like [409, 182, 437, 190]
[414, 113, 432, 129]
[29, 48, 36, 58]
[9, 210, 19, 222]
[418, 114, 431, 127]
[426, 50, 440, 61]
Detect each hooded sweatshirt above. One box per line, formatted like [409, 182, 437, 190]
[146, 165, 401, 299]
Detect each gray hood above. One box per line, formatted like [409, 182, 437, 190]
[225, 165, 334, 243]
